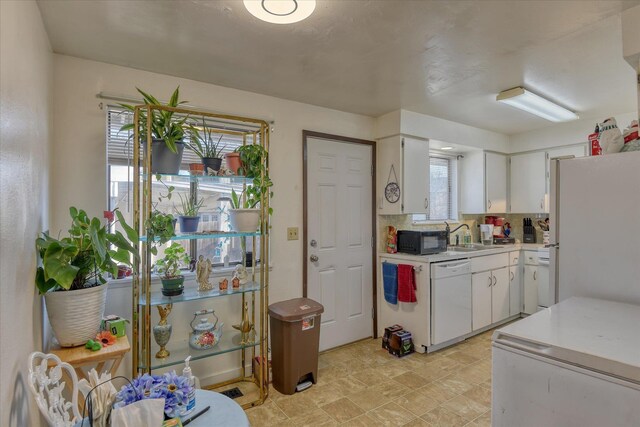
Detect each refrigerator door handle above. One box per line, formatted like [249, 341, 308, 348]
[493, 333, 552, 356]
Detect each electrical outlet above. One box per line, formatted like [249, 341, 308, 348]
[287, 227, 299, 241]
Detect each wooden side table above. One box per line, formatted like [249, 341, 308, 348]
[50, 335, 130, 381]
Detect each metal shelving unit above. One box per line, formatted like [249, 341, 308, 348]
[131, 104, 270, 408]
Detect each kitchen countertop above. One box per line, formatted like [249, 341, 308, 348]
[379, 243, 544, 263]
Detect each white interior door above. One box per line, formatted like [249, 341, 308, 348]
[306, 137, 373, 351]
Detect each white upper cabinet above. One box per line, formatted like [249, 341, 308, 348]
[486, 153, 508, 213]
[460, 151, 507, 214]
[377, 136, 430, 214]
[510, 151, 546, 213]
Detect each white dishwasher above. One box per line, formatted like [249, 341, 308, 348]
[430, 259, 472, 348]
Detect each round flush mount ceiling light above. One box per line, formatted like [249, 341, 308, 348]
[244, 0, 316, 24]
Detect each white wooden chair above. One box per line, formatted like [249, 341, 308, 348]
[28, 351, 81, 427]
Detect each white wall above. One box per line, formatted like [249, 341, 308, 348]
[0, 2, 52, 426]
[399, 110, 510, 152]
[508, 111, 638, 153]
[51, 54, 374, 383]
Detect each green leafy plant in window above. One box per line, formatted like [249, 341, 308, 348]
[187, 118, 226, 159]
[235, 144, 274, 215]
[146, 176, 176, 255]
[154, 242, 190, 280]
[119, 86, 188, 153]
[35, 208, 139, 294]
[174, 192, 205, 217]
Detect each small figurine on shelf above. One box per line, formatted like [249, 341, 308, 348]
[153, 304, 173, 359]
[196, 255, 213, 292]
[234, 264, 249, 285]
[219, 278, 228, 291]
[232, 276, 240, 289]
[233, 301, 255, 345]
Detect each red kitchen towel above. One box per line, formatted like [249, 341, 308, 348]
[397, 264, 417, 303]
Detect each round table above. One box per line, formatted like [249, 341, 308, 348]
[181, 389, 249, 427]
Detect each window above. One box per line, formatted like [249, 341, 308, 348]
[106, 106, 260, 268]
[412, 155, 458, 222]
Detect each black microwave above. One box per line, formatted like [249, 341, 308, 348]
[397, 230, 448, 255]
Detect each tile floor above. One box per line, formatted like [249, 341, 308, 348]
[244, 329, 494, 426]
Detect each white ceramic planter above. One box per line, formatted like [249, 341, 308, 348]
[229, 209, 260, 233]
[44, 284, 108, 347]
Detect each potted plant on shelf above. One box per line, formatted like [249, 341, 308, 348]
[119, 86, 188, 175]
[175, 193, 204, 233]
[146, 176, 176, 255]
[35, 208, 138, 347]
[187, 118, 226, 174]
[155, 242, 191, 296]
[228, 144, 273, 232]
[225, 149, 242, 175]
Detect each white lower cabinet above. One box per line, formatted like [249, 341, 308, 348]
[523, 264, 539, 315]
[492, 267, 510, 323]
[472, 271, 492, 331]
[509, 251, 522, 316]
[509, 265, 522, 316]
[472, 266, 510, 331]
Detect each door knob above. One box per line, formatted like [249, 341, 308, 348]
[310, 239, 317, 247]
[310, 254, 319, 262]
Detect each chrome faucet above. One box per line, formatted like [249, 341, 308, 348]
[445, 221, 469, 245]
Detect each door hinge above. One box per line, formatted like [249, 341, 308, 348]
[402, 138, 405, 147]
[546, 152, 550, 159]
[401, 204, 404, 212]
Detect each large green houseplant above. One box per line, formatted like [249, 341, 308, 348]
[120, 86, 188, 174]
[35, 208, 139, 347]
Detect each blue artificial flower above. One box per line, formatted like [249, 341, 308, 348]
[114, 371, 194, 417]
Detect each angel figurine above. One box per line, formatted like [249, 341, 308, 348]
[234, 264, 249, 285]
[196, 255, 213, 292]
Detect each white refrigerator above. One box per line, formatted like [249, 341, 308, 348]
[549, 151, 640, 305]
[492, 297, 640, 427]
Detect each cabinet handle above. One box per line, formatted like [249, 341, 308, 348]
[510, 271, 515, 281]
[540, 199, 544, 209]
[488, 200, 492, 210]
[424, 198, 429, 210]
[488, 276, 492, 288]
[533, 271, 537, 280]
[493, 275, 497, 287]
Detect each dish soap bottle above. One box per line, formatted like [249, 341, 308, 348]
[463, 229, 472, 245]
[182, 356, 198, 416]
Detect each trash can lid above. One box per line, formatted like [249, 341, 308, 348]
[268, 298, 324, 322]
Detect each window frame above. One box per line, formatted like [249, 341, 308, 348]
[412, 153, 459, 224]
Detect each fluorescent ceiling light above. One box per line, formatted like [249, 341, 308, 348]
[440, 146, 454, 150]
[496, 87, 578, 122]
[244, 0, 316, 24]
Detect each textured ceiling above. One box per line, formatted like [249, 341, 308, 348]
[37, 0, 640, 134]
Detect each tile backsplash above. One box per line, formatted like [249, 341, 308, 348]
[379, 213, 547, 252]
